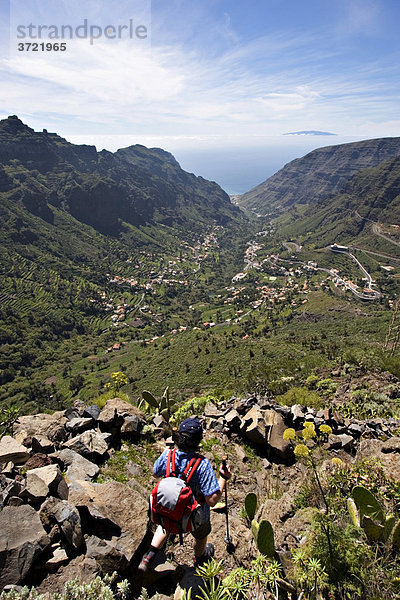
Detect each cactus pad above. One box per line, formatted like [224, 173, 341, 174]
[256, 519, 275, 557]
[244, 492, 258, 521]
[351, 486, 385, 523]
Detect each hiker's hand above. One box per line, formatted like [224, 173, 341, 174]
[219, 463, 232, 480]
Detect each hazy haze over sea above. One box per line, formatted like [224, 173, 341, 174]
[171, 135, 367, 195]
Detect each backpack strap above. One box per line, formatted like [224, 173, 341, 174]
[166, 449, 176, 477]
[183, 455, 202, 484]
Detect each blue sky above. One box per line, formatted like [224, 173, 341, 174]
[1, 0, 400, 191]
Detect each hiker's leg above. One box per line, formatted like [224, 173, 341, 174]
[192, 520, 212, 557]
[193, 535, 208, 557]
[138, 526, 168, 572]
[151, 525, 168, 549]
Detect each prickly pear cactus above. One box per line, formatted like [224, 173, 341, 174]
[362, 516, 385, 542]
[351, 485, 385, 523]
[384, 515, 396, 541]
[347, 497, 360, 527]
[244, 492, 258, 521]
[142, 390, 159, 409]
[251, 519, 259, 542]
[256, 519, 275, 557]
[392, 520, 400, 551]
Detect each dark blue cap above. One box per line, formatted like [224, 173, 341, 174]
[178, 417, 203, 439]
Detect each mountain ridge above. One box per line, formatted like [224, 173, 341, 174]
[238, 137, 400, 214]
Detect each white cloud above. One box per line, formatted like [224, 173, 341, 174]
[1, 17, 400, 145]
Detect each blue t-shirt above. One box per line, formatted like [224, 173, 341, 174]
[153, 449, 220, 522]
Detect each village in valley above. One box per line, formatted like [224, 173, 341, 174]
[93, 223, 395, 353]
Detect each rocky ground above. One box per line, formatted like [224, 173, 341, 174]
[0, 385, 400, 598]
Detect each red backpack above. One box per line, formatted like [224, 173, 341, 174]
[149, 449, 203, 542]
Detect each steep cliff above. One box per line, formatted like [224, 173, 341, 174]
[238, 137, 400, 214]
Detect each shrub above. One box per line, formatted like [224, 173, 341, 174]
[276, 386, 323, 409]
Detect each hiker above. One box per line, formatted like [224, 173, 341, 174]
[138, 416, 232, 572]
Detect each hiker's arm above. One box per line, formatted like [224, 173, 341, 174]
[204, 464, 232, 507]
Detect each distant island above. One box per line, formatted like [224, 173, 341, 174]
[283, 130, 337, 136]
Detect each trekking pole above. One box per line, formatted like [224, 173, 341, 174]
[221, 456, 235, 554]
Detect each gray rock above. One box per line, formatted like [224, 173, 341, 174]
[68, 480, 148, 555]
[2, 478, 24, 504]
[100, 432, 113, 445]
[326, 434, 342, 450]
[83, 405, 102, 421]
[13, 412, 68, 444]
[40, 497, 83, 550]
[51, 449, 99, 482]
[121, 415, 142, 436]
[36, 555, 99, 597]
[64, 408, 81, 421]
[98, 398, 144, 430]
[268, 415, 292, 461]
[0, 505, 50, 591]
[338, 434, 355, 452]
[234, 444, 248, 463]
[153, 415, 166, 428]
[29, 464, 62, 492]
[245, 421, 266, 445]
[0, 436, 30, 465]
[31, 435, 55, 454]
[224, 409, 241, 430]
[65, 418, 94, 434]
[126, 462, 143, 477]
[349, 423, 363, 437]
[7, 496, 24, 507]
[381, 436, 400, 453]
[291, 404, 306, 420]
[206, 418, 224, 433]
[21, 464, 64, 504]
[204, 403, 224, 418]
[86, 535, 128, 574]
[63, 431, 109, 462]
[45, 547, 69, 571]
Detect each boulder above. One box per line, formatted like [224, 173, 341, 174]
[83, 405, 102, 421]
[29, 464, 63, 492]
[357, 438, 400, 481]
[291, 404, 306, 421]
[97, 398, 144, 431]
[62, 431, 109, 462]
[65, 418, 94, 435]
[338, 434, 355, 452]
[267, 413, 292, 460]
[24, 453, 52, 470]
[1, 478, 24, 505]
[31, 435, 55, 454]
[68, 480, 148, 561]
[64, 408, 81, 421]
[51, 448, 99, 482]
[85, 535, 129, 573]
[381, 436, 400, 453]
[45, 547, 69, 571]
[126, 461, 143, 477]
[0, 505, 50, 591]
[326, 434, 342, 450]
[13, 412, 68, 444]
[121, 414, 143, 436]
[241, 405, 266, 445]
[40, 497, 83, 550]
[36, 555, 99, 597]
[153, 415, 167, 428]
[224, 409, 241, 430]
[21, 464, 63, 503]
[204, 403, 225, 419]
[0, 436, 30, 465]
